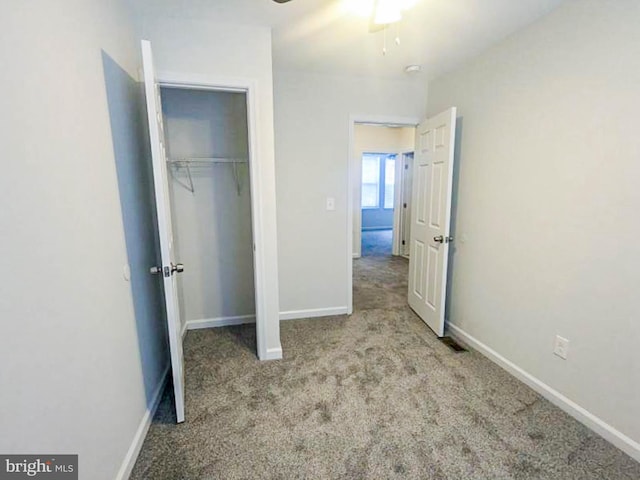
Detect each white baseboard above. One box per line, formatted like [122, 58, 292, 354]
[186, 315, 256, 330]
[263, 346, 283, 361]
[115, 364, 170, 480]
[447, 323, 640, 463]
[279, 307, 349, 321]
[184, 309, 350, 330]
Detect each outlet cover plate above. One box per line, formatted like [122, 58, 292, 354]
[554, 335, 569, 360]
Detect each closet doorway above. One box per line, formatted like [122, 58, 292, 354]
[142, 40, 271, 424]
[161, 87, 256, 334]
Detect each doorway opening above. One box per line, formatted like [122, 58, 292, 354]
[142, 40, 281, 424]
[349, 120, 417, 313]
[347, 109, 458, 339]
[352, 123, 416, 260]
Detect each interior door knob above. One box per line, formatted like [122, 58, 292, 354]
[171, 263, 184, 274]
[433, 235, 444, 243]
[149, 266, 162, 275]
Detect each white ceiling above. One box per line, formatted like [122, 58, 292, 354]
[132, 0, 566, 80]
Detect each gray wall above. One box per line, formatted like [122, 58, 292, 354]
[428, 0, 640, 451]
[274, 71, 426, 314]
[161, 88, 256, 324]
[361, 207, 393, 230]
[1, 1, 167, 478]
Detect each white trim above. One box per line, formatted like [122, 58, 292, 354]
[182, 309, 350, 330]
[448, 323, 640, 463]
[156, 70, 275, 362]
[181, 321, 187, 341]
[264, 347, 283, 360]
[115, 364, 170, 480]
[398, 151, 415, 257]
[347, 114, 420, 316]
[187, 315, 256, 329]
[391, 151, 403, 256]
[157, 71, 253, 93]
[361, 226, 394, 231]
[353, 253, 361, 259]
[347, 118, 354, 315]
[279, 307, 349, 321]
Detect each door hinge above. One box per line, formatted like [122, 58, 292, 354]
[404, 164, 408, 170]
[403, 203, 407, 208]
[402, 240, 406, 245]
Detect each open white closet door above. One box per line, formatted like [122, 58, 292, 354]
[408, 108, 457, 337]
[141, 39, 186, 423]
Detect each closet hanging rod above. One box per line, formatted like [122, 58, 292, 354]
[167, 157, 248, 164]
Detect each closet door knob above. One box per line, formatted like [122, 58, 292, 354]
[171, 263, 184, 274]
[149, 266, 162, 275]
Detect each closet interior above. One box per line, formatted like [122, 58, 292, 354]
[160, 87, 256, 335]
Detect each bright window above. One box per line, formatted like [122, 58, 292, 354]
[384, 157, 395, 209]
[361, 155, 380, 208]
[362, 153, 396, 210]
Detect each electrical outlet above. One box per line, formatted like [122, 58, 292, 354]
[326, 197, 335, 211]
[553, 335, 569, 360]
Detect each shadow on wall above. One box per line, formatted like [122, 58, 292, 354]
[445, 117, 463, 326]
[101, 51, 169, 407]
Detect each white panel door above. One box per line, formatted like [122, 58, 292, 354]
[407, 108, 456, 337]
[141, 40, 186, 423]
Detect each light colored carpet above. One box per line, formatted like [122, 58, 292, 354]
[131, 254, 640, 479]
[362, 229, 393, 257]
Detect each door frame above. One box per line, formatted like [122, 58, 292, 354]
[396, 151, 415, 258]
[347, 114, 420, 314]
[157, 70, 271, 360]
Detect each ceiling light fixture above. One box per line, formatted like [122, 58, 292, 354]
[373, 0, 402, 25]
[343, 0, 418, 19]
[342, 0, 419, 56]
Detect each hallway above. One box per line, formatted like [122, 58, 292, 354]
[131, 256, 640, 479]
[361, 229, 393, 257]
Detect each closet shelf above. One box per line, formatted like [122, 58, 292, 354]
[167, 157, 248, 165]
[167, 157, 247, 195]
